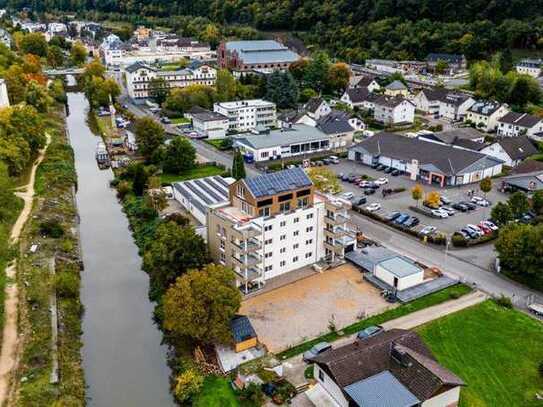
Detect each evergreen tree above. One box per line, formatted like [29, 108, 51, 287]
[265, 71, 298, 109]
[232, 149, 246, 180]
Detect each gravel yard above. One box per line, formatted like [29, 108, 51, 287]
[240, 264, 391, 353]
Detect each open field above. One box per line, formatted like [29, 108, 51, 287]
[418, 300, 543, 407]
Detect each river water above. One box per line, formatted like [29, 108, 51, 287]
[66, 91, 174, 406]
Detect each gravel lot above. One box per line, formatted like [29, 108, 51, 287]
[328, 159, 509, 235]
[240, 264, 391, 353]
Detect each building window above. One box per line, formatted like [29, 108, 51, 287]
[280, 221, 286, 227]
[219, 253, 225, 264]
[265, 252, 272, 258]
[305, 239, 313, 245]
[292, 256, 298, 262]
[318, 369, 324, 382]
[280, 235, 286, 241]
[293, 231, 299, 236]
[280, 202, 291, 212]
[265, 238, 273, 245]
[306, 213, 313, 219]
[265, 265, 272, 272]
[280, 260, 286, 267]
[305, 252, 312, 258]
[259, 207, 270, 217]
[294, 217, 300, 223]
[306, 226, 313, 233]
[280, 247, 286, 254]
[220, 240, 225, 250]
[298, 197, 309, 207]
[293, 243, 299, 249]
[264, 225, 272, 232]
[236, 184, 246, 198]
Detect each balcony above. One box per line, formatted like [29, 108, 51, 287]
[231, 223, 261, 239]
[324, 226, 354, 239]
[233, 253, 261, 268]
[232, 238, 261, 253]
[235, 266, 262, 282]
[325, 212, 350, 225]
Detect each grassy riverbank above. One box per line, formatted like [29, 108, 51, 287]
[14, 107, 85, 406]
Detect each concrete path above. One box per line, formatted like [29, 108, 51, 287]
[0, 134, 50, 405]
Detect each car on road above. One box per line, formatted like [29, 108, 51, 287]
[391, 169, 401, 176]
[357, 325, 384, 340]
[376, 164, 386, 171]
[384, 167, 394, 174]
[341, 192, 354, 200]
[385, 211, 401, 221]
[403, 216, 420, 228]
[352, 196, 367, 206]
[374, 177, 389, 185]
[452, 203, 468, 212]
[419, 225, 437, 236]
[440, 206, 456, 216]
[394, 213, 410, 225]
[363, 188, 376, 195]
[366, 203, 381, 212]
[440, 196, 452, 205]
[431, 209, 448, 218]
[160, 117, 172, 124]
[303, 342, 332, 362]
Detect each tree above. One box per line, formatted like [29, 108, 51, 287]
[25, 81, 51, 113]
[289, 59, 309, 82]
[174, 368, 204, 403]
[20, 32, 48, 57]
[411, 184, 423, 207]
[532, 190, 543, 215]
[47, 45, 64, 68]
[305, 51, 331, 91]
[70, 41, 88, 66]
[163, 85, 217, 114]
[508, 191, 529, 218]
[434, 59, 449, 74]
[425, 191, 441, 208]
[162, 136, 196, 174]
[299, 88, 318, 103]
[491, 201, 513, 226]
[163, 264, 241, 344]
[148, 77, 170, 106]
[3, 65, 27, 104]
[479, 177, 492, 198]
[134, 117, 165, 160]
[232, 148, 246, 180]
[266, 71, 298, 109]
[216, 69, 237, 102]
[132, 163, 148, 196]
[143, 221, 209, 300]
[326, 62, 351, 94]
[49, 79, 67, 104]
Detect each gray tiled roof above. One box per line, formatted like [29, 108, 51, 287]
[344, 371, 420, 407]
[316, 111, 354, 135]
[420, 88, 472, 107]
[494, 136, 538, 161]
[345, 88, 378, 104]
[233, 124, 328, 150]
[350, 132, 502, 176]
[468, 100, 504, 116]
[385, 80, 407, 90]
[498, 112, 542, 128]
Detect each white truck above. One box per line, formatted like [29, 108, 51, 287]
[528, 303, 543, 317]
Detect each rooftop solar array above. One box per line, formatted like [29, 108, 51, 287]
[245, 168, 312, 198]
[172, 176, 234, 216]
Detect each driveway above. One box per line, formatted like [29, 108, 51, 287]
[240, 264, 391, 353]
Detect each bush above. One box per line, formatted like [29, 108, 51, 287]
[39, 219, 64, 238]
[304, 365, 314, 379]
[116, 180, 132, 200]
[451, 233, 468, 247]
[55, 271, 80, 298]
[238, 383, 264, 405]
[495, 294, 513, 309]
[174, 368, 204, 403]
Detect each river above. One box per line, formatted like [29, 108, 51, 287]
[66, 91, 174, 406]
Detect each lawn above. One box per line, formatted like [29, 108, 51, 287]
[194, 376, 239, 407]
[171, 117, 190, 125]
[277, 284, 472, 359]
[160, 164, 226, 184]
[418, 300, 543, 407]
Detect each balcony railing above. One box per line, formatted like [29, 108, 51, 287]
[232, 238, 261, 253]
[233, 253, 261, 268]
[325, 212, 350, 225]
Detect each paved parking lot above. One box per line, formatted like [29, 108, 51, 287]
[329, 159, 509, 235]
[239, 264, 391, 353]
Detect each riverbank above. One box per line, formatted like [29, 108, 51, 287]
[6, 106, 85, 406]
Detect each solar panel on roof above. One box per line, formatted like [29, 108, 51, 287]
[245, 168, 312, 198]
[183, 181, 214, 205]
[194, 179, 223, 202]
[173, 183, 207, 213]
[213, 176, 230, 188]
[203, 178, 228, 196]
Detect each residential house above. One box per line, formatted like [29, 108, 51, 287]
[0, 79, 9, 108]
[218, 40, 300, 73]
[340, 88, 378, 110]
[515, 59, 543, 78]
[213, 99, 276, 132]
[350, 75, 380, 92]
[348, 132, 503, 186]
[310, 329, 465, 407]
[304, 97, 332, 120]
[233, 125, 331, 162]
[373, 96, 415, 125]
[316, 111, 357, 149]
[125, 61, 216, 100]
[186, 106, 229, 139]
[413, 88, 475, 121]
[207, 168, 330, 293]
[426, 53, 467, 73]
[465, 100, 510, 132]
[384, 80, 409, 97]
[480, 136, 538, 167]
[0, 28, 11, 48]
[502, 170, 543, 193]
[497, 112, 543, 139]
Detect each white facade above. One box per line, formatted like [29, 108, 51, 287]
[422, 387, 461, 407]
[213, 99, 277, 132]
[465, 104, 509, 132]
[413, 91, 475, 121]
[497, 116, 543, 138]
[125, 63, 216, 100]
[480, 143, 518, 167]
[516, 59, 542, 78]
[308, 100, 332, 120]
[374, 263, 424, 291]
[313, 365, 349, 407]
[374, 99, 415, 125]
[340, 91, 375, 110]
[192, 115, 229, 139]
[0, 79, 9, 108]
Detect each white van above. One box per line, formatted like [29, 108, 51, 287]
[329, 155, 340, 164]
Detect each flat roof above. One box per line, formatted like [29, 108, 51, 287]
[214, 99, 274, 109]
[379, 257, 423, 278]
[173, 176, 234, 215]
[234, 124, 328, 150]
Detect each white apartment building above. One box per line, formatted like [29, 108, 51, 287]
[207, 169, 354, 293]
[213, 99, 276, 132]
[0, 79, 9, 108]
[125, 61, 216, 100]
[465, 100, 510, 132]
[186, 107, 230, 139]
[413, 88, 475, 121]
[373, 96, 415, 125]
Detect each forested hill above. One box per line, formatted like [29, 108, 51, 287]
[4, 0, 543, 61]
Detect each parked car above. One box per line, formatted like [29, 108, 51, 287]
[303, 342, 332, 362]
[385, 211, 401, 221]
[440, 206, 456, 216]
[337, 172, 344, 179]
[404, 216, 420, 228]
[341, 192, 354, 200]
[374, 177, 389, 185]
[466, 224, 484, 237]
[419, 225, 437, 236]
[371, 163, 379, 169]
[357, 325, 384, 340]
[358, 180, 371, 188]
[528, 303, 543, 317]
[391, 169, 401, 176]
[394, 213, 410, 225]
[366, 203, 381, 212]
[384, 167, 394, 174]
[459, 201, 477, 210]
[460, 228, 477, 239]
[341, 174, 350, 182]
[329, 155, 340, 164]
[322, 158, 332, 165]
[455, 230, 470, 240]
[376, 164, 386, 171]
[477, 223, 492, 234]
[481, 220, 498, 231]
[352, 196, 367, 206]
[431, 209, 448, 218]
[440, 196, 452, 205]
[472, 196, 490, 206]
[364, 188, 376, 195]
[347, 175, 357, 183]
[452, 203, 468, 212]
